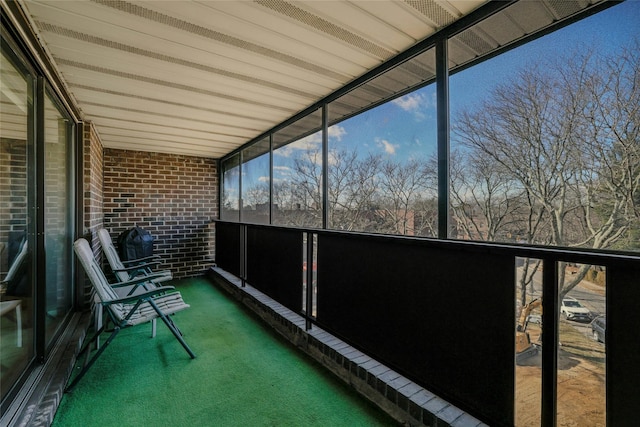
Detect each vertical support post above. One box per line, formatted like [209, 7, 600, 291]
[305, 232, 314, 331]
[436, 37, 450, 239]
[75, 122, 85, 309]
[35, 76, 46, 361]
[238, 150, 243, 223]
[541, 258, 558, 427]
[269, 134, 273, 225]
[240, 224, 247, 287]
[322, 105, 329, 230]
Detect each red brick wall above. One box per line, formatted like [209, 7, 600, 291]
[103, 148, 218, 279]
[83, 122, 104, 242]
[80, 122, 105, 306]
[0, 139, 27, 275]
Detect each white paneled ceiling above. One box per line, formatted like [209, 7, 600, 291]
[19, 0, 488, 158]
[15, 0, 607, 159]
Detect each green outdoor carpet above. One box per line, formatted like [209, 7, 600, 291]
[52, 278, 397, 426]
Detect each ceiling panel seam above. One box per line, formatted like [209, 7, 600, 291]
[55, 58, 298, 113]
[254, 0, 395, 59]
[69, 84, 276, 124]
[82, 102, 262, 133]
[91, 0, 350, 82]
[97, 127, 243, 146]
[34, 21, 319, 100]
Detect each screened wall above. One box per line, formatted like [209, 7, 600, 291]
[221, 0, 639, 255]
[219, 2, 639, 425]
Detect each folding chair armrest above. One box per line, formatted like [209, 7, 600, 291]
[102, 286, 176, 305]
[111, 272, 169, 288]
[113, 260, 162, 273]
[121, 255, 161, 266]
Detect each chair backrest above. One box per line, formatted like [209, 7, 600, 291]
[4, 237, 27, 283]
[74, 238, 125, 320]
[98, 228, 129, 282]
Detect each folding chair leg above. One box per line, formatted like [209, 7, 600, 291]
[77, 323, 106, 359]
[66, 327, 121, 393]
[93, 304, 105, 349]
[148, 300, 195, 359]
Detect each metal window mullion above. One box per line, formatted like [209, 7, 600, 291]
[240, 224, 247, 287]
[74, 122, 84, 309]
[35, 76, 46, 361]
[238, 151, 243, 223]
[269, 134, 273, 225]
[322, 105, 328, 230]
[305, 232, 314, 331]
[436, 38, 450, 239]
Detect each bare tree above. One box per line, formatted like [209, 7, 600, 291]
[327, 149, 382, 231]
[449, 149, 545, 306]
[449, 148, 524, 241]
[453, 43, 639, 301]
[377, 158, 433, 235]
[290, 149, 323, 227]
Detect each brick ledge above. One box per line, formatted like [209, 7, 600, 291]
[207, 266, 486, 427]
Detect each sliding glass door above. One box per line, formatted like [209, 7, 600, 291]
[1, 29, 76, 407]
[0, 45, 36, 403]
[43, 92, 74, 347]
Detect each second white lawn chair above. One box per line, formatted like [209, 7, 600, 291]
[98, 228, 172, 284]
[68, 238, 195, 392]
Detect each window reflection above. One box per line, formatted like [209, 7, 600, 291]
[327, 83, 438, 236]
[241, 138, 270, 224]
[44, 93, 73, 346]
[221, 153, 240, 221]
[0, 48, 35, 402]
[449, 2, 639, 255]
[272, 110, 323, 228]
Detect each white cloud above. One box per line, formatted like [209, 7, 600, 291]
[258, 176, 270, 182]
[274, 132, 321, 157]
[328, 125, 346, 141]
[273, 165, 291, 177]
[377, 138, 398, 155]
[392, 93, 423, 112]
[392, 92, 435, 122]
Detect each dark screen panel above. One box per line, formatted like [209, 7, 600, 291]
[607, 260, 640, 425]
[316, 233, 515, 426]
[215, 222, 241, 277]
[246, 226, 303, 313]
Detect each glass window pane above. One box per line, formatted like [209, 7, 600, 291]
[44, 92, 74, 346]
[221, 154, 240, 221]
[327, 56, 437, 236]
[449, 1, 639, 255]
[0, 48, 35, 401]
[454, 3, 636, 424]
[241, 138, 270, 224]
[328, 49, 436, 124]
[272, 109, 323, 228]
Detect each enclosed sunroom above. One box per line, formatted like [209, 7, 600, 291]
[1, 1, 639, 426]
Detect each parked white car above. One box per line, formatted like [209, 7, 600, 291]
[560, 297, 591, 322]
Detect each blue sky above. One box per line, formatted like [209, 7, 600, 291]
[245, 1, 640, 191]
[326, 0, 640, 165]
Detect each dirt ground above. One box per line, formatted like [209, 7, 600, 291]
[515, 321, 606, 426]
